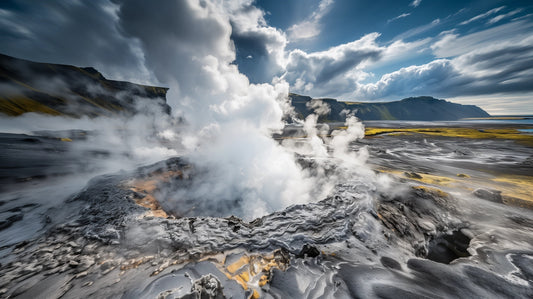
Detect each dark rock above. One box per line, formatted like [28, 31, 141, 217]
[185, 274, 224, 299]
[0, 53, 170, 117]
[380, 256, 402, 270]
[297, 244, 320, 258]
[426, 229, 471, 264]
[289, 93, 490, 122]
[509, 253, 533, 282]
[519, 155, 533, 167]
[464, 265, 533, 298]
[0, 213, 23, 230]
[404, 172, 423, 179]
[453, 148, 473, 156]
[473, 189, 503, 203]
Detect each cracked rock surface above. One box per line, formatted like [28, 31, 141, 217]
[1, 157, 533, 298]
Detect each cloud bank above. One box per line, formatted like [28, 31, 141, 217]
[2, 0, 532, 112]
[0, 1, 153, 84]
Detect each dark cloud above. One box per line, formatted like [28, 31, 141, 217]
[458, 44, 533, 75]
[314, 49, 381, 83]
[116, 0, 239, 112]
[231, 26, 285, 83]
[226, 0, 287, 83]
[0, 0, 151, 84]
[229, 3, 287, 84]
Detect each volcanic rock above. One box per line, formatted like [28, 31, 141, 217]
[473, 189, 503, 203]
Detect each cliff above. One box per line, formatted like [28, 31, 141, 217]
[0, 54, 170, 117]
[290, 93, 490, 121]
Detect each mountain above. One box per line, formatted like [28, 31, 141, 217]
[0, 54, 170, 117]
[289, 93, 490, 121]
[0, 53, 489, 121]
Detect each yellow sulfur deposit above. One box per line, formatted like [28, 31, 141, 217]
[217, 250, 289, 297]
[364, 127, 533, 146]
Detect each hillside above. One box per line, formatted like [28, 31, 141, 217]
[0, 53, 490, 121]
[290, 93, 490, 121]
[0, 54, 170, 117]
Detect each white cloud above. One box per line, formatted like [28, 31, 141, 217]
[284, 33, 430, 99]
[432, 20, 533, 58]
[227, 0, 288, 83]
[355, 59, 456, 100]
[394, 18, 440, 40]
[369, 37, 431, 69]
[287, 0, 334, 41]
[410, 0, 422, 8]
[459, 6, 505, 25]
[284, 33, 383, 97]
[488, 8, 523, 24]
[388, 13, 411, 23]
[354, 31, 533, 103]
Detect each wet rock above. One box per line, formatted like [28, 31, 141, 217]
[453, 147, 473, 156]
[19, 264, 42, 276]
[473, 189, 503, 204]
[100, 260, 116, 275]
[226, 216, 243, 233]
[426, 229, 471, 264]
[186, 274, 224, 299]
[102, 266, 116, 275]
[78, 256, 95, 271]
[4, 156, 533, 298]
[0, 213, 23, 230]
[463, 265, 533, 298]
[404, 172, 422, 179]
[417, 220, 436, 234]
[509, 253, 533, 282]
[297, 244, 320, 258]
[519, 155, 533, 167]
[43, 259, 60, 270]
[67, 241, 80, 248]
[82, 244, 99, 255]
[380, 256, 402, 270]
[75, 271, 88, 279]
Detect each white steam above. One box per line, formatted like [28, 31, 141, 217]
[113, 0, 391, 218]
[1, 0, 395, 220]
[115, 0, 317, 218]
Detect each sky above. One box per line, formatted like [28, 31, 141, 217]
[0, 0, 532, 114]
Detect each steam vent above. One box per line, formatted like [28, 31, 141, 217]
[2, 1, 533, 298]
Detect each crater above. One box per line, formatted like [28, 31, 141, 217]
[426, 229, 472, 264]
[123, 158, 254, 219]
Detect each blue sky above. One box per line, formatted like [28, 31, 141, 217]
[1, 0, 532, 114]
[246, 0, 533, 114]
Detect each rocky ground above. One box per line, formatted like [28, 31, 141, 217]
[1, 123, 533, 298]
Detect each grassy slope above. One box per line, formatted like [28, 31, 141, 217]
[365, 127, 533, 147]
[0, 53, 169, 117]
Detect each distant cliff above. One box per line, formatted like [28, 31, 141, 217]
[290, 93, 490, 121]
[0, 54, 170, 117]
